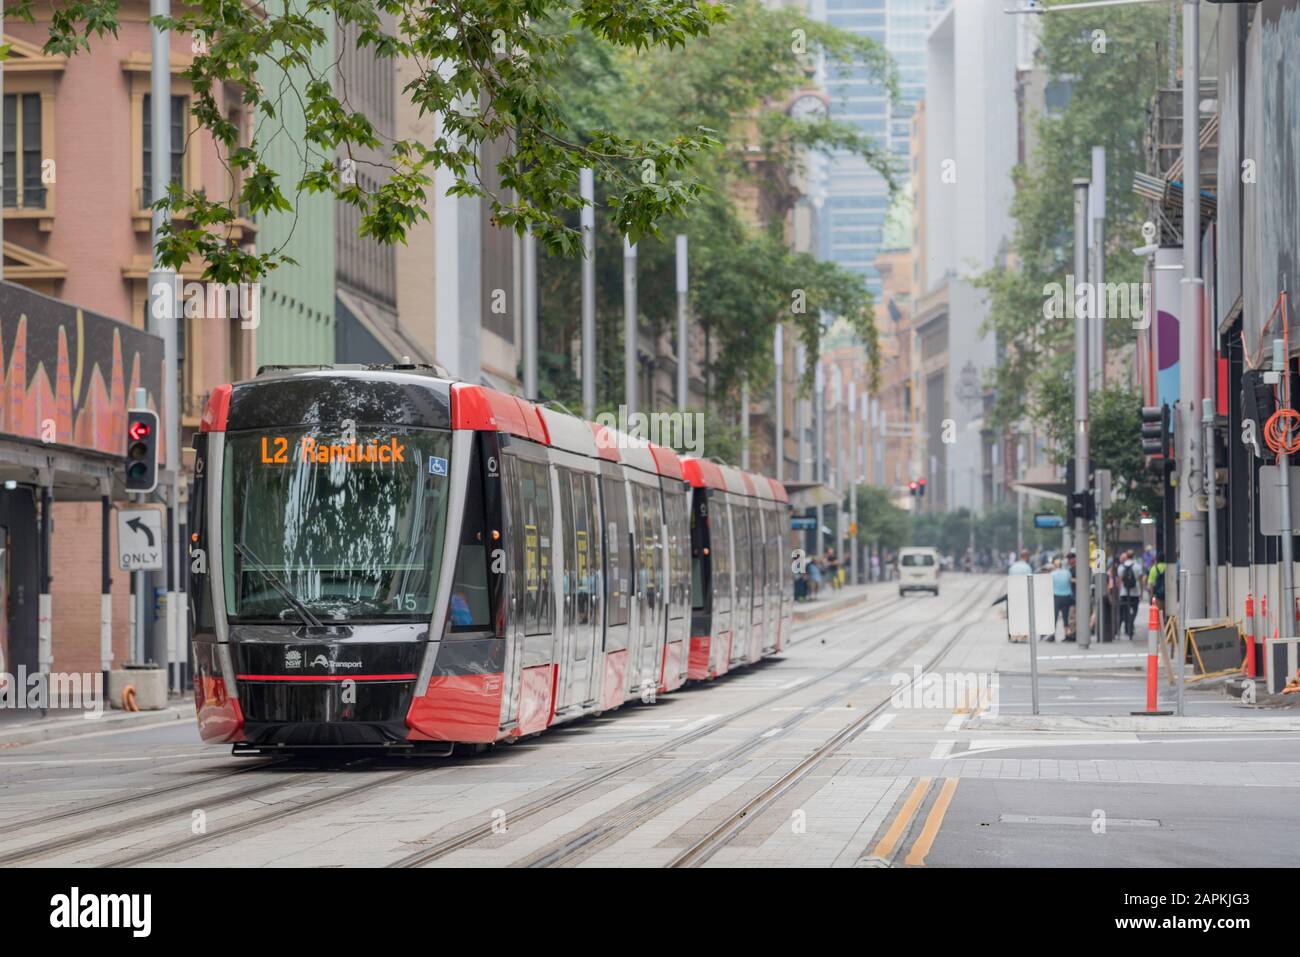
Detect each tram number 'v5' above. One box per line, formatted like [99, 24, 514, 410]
[259, 436, 408, 465]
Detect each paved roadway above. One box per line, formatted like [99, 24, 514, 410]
[2, 574, 1298, 867]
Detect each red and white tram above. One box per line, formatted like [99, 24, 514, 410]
[188, 364, 792, 751]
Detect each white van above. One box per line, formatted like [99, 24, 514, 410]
[897, 547, 941, 597]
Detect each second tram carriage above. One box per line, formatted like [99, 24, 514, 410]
[189, 364, 793, 751]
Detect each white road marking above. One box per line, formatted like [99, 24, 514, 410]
[761, 727, 784, 738]
[677, 714, 722, 732]
[867, 713, 896, 732]
[0, 753, 213, 767]
[778, 676, 811, 690]
[944, 713, 966, 732]
[999, 814, 1159, 828]
[930, 740, 955, 760]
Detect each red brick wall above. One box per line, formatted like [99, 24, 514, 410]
[50, 501, 134, 675]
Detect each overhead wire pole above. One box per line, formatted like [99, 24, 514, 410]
[1073, 178, 1092, 650]
[1178, 0, 1206, 632]
[1091, 146, 1107, 391]
[522, 228, 538, 400]
[623, 237, 638, 415]
[580, 169, 596, 419]
[849, 380, 858, 584]
[774, 325, 784, 482]
[676, 235, 689, 409]
[149, 0, 181, 691]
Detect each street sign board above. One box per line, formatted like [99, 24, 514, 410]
[117, 505, 165, 572]
[1257, 465, 1300, 535]
[790, 516, 816, 531]
[1034, 513, 1065, 529]
[1006, 573, 1055, 637]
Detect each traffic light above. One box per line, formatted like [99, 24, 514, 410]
[917, 477, 927, 498]
[908, 480, 918, 497]
[1067, 490, 1095, 523]
[125, 409, 159, 493]
[1144, 403, 1175, 473]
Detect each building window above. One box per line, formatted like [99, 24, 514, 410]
[3, 94, 45, 209]
[142, 94, 187, 204]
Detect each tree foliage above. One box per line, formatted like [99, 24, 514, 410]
[537, 2, 894, 408]
[13, 0, 739, 281]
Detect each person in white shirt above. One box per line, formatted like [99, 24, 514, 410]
[1008, 549, 1033, 576]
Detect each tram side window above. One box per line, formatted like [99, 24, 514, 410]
[448, 440, 491, 632]
[665, 487, 687, 615]
[713, 499, 731, 614]
[734, 505, 750, 608]
[752, 508, 765, 620]
[570, 471, 598, 628]
[520, 460, 554, 636]
[635, 484, 660, 604]
[601, 474, 629, 628]
[557, 465, 576, 631]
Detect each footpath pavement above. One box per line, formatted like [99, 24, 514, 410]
[0, 698, 192, 749]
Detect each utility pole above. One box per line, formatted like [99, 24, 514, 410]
[676, 235, 689, 409]
[796, 345, 807, 481]
[774, 325, 784, 482]
[522, 227, 538, 400]
[1177, 0, 1206, 629]
[149, 0, 181, 690]
[849, 379, 858, 584]
[814, 362, 825, 558]
[1073, 177, 1092, 650]
[623, 237, 638, 415]
[1091, 146, 1107, 391]
[1203, 397, 1219, 618]
[740, 380, 750, 470]
[580, 169, 596, 419]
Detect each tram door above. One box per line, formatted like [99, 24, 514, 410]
[711, 494, 732, 672]
[763, 504, 781, 653]
[662, 483, 690, 674]
[630, 478, 664, 695]
[731, 504, 751, 664]
[557, 466, 602, 709]
[499, 449, 555, 727]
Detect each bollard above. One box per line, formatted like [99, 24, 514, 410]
[1134, 603, 1170, 715]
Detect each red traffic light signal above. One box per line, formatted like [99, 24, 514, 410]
[125, 409, 159, 493]
[908, 480, 919, 495]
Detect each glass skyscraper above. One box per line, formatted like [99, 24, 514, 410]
[818, 0, 949, 297]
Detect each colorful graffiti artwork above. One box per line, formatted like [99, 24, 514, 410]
[0, 283, 163, 456]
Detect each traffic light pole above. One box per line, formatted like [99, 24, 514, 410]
[1073, 179, 1092, 650]
[149, 0, 182, 693]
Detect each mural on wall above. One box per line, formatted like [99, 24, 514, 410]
[0, 282, 163, 456]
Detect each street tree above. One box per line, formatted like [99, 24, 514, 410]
[14, 0, 738, 282]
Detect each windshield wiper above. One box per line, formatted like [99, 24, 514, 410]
[233, 542, 324, 628]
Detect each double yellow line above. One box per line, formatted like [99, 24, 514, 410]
[867, 776, 960, 866]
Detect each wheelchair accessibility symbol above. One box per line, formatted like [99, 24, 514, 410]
[429, 456, 448, 477]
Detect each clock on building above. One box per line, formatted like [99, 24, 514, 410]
[788, 92, 829, 120]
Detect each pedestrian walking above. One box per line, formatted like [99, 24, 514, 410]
[1117, 550, 1141, 639]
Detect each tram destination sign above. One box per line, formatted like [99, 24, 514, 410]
[117, 504, 166, 572]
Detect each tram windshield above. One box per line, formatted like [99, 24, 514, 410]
[221, 427, 452, 622]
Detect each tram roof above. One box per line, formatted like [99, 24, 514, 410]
[202, 367, 773, 494]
